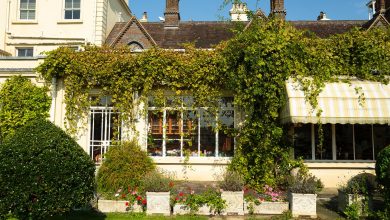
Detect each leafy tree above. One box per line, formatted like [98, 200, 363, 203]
[0, 75, 50, 141]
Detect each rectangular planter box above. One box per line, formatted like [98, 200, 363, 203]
[289, 193, 317, 218]
[221, 191, 244, 215]
[146, 192, 170, 216]
[337, 190, 372, 216]
[244, 201, 289, 215]
[97, 200, 142, 213]
[173, 204, 212, 215]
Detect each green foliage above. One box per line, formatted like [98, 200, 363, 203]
[0, 119, 95, 220]
[376, 145, 390, 215]
[0, 75, 50, 141]
[199, 189, 226, 215]
[344, 202, 360, 220]
[288, 172, 324, 194]
[340, 173, 377, 195]
[36, 17, 390, 191]
[142, 170, 175, 192]
[218, 169, 244, 191]
[97, 140, 155, 193]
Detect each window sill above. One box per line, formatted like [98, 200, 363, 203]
[57, 20, 83, 24]
[12, 20, 38, 24]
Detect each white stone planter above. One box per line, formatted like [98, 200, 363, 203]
[221, 191, 244, 215]
[338, 190, 372, 216]
[146, 192, 170, 216]
[97, 200, 142, 213]
[244, 201, 289, 215]
[289, 193, 317, 218]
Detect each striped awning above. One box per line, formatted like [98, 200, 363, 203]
[280, 79, 390, 124]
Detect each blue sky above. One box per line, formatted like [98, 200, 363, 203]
[129, 0, 370, 22]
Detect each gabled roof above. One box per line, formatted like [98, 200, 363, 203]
[363, 12, 390, 30]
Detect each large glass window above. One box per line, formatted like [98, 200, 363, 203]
[20, 0, 36, 20]
[147, 96, 234, 157]
[89, 96, 121, 164]
[294, 123, 389, 161]
[64, 0, 81, 19]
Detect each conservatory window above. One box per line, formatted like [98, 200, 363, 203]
[294, 123, 389, 161]
[147, 96, 234, 157]
[89, 96, 121, 164]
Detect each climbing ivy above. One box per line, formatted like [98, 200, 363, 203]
[36, 17, 389, 189]
[0, 75, 51, 141]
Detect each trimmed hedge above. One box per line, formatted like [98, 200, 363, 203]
[376, 145, 390, 212]
[97, 140, 155, 193]
[0, 119, 95, 219]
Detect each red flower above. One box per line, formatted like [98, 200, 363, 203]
[142, 199, 147, 205]
[175, 197, 179, 201]
[178, 192, 184, 197]
[169, 181, 174, 188]
[125, 202, 129, 206]
[121, 194, 126, 198]
[137, 196, 142, 201]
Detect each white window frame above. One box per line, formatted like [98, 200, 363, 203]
[88, 97, 122, 164]
[64, 0, 81, 20]
[147, 97, 235, 158]
[19, 0, 36, 20]
[16, 47, 34, 57]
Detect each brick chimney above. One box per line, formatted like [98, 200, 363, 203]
[164, 0, 180, 27]
[270, 0, 286, 19]
[375, 0, 386, 13]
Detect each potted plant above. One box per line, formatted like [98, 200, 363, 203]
[142, 170, 174, 216]
[218, 170, 245, 215]
[244, 185, 289, 215]
[172, 188, 226, 215]
[338, 173, 376, 217]
[288, 172, 324, 218]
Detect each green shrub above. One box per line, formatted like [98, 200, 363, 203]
[376, 145, 390, 214]
[97, 140, 155, 193]
[0, 119, 95, 220]
[341, 173, 377, 195]
[0, 75, 50, 141]
[218, 169, 245, 191]
[288, 172, 324, 194]
[142, 170, 174, 192]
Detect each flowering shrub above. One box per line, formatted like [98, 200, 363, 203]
[258, 185, 285, 202]
[114, 186, 147, 211]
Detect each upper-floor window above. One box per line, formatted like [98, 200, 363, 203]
[17, 48, 33, 57]
[20, 0, 36, 20]
[64, 0, 81, 19]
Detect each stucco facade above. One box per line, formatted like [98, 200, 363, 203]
[0, 0, 131, 56]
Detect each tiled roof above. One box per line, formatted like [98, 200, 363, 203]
[106, 20, 368, 49]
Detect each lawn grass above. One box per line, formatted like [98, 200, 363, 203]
[47, 210, 208, 220]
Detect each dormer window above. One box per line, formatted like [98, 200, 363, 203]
[128, 41, 144, 52]
[64, 0, 81, 19]
[20, 0, 36, 20]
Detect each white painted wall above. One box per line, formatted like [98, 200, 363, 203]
[1, 0, 131, 56]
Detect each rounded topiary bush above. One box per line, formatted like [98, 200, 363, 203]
[97, 140, 155, 193]
[376, 145, 390, 189]
[0, 119, 95, 220]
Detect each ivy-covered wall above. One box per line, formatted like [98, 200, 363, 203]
[37, 18, 390, 189]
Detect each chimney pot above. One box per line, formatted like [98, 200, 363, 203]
[140, 12, 148, 22]
[270, 0, 286, 19]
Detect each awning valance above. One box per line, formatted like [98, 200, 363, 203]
[280, 79, 390, 124]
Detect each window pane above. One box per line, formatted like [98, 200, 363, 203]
[200, 110, 216, 157]
[73, 0, 81, 8]
[65, 0, 72, 8]
[64, 10, 72, 19]
[166, 110, 181, 156]
[183, 111, 199, 156]
[373, 125, 390, 158]
[17, 48, 33, 57]
[315, 124, 332, 160]
[336, 124, 354, 160]
[293, 124, 312, 160]
[20, 0, 28, 9]
[30, 0, 36, 9]
[28, 10, 35, 19]
[218, 109, 234, 157]
[355, 125, 373, 160]
[73, 10, 80, 19]
[20, 10, 28, 19]
[148, 111, 163, 156]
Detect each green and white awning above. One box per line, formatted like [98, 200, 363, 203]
[281, 79, 390, 124]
